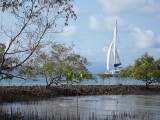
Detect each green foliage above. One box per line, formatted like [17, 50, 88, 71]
[66, 72, 94, 83]
[119, 53, 160, 87]
[43, 61, 55, 75]
[119, 66, 133, 78]
[98, 73, 111, 85]
[0, 43, 19, 80]
[21, 43, 93, 87]
[98, 73, 110, 79]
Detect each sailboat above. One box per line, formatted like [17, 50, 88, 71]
[106, 21, 121, 77]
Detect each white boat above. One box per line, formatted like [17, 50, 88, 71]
[106, 21, 121, 77]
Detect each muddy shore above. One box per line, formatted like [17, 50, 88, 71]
[0, 85, 160, 102]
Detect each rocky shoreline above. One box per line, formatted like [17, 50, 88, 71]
[0, 85, 160, 102]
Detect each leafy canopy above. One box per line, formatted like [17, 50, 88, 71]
[20, 42, 93, 87]
[119, 53, 160, 87]
[98, 73, 110, 79]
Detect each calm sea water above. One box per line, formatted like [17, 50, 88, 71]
[1, 75, 160, 119]
[0, 75, 146, 86]
[1, 95, 160, 119]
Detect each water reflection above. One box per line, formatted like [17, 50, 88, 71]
[1, 95, 160, 119]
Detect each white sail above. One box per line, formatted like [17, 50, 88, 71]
[106, 21, 121, 72]
[107, 41, 113, 70]
[113, 21, 121, 67]
[113, 21, 117, 66]
[114, 47, 121, 67]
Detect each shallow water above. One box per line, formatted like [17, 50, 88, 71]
[1, 95, 160, 119]
[0, 77, 146, 86]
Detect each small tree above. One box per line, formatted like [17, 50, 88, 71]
[66, 72, 94, 119]
[119, 53, 160, 88]
[20, 43, 93, 88]
[98, 73, 110, 85]
[66, 72, 94, 85]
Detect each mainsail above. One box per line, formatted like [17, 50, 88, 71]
[107, 21, 121, 71]
[106, 41, 113, 70]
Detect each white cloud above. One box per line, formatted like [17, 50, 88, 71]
[98, 0, 160, 14]
[61, 26, 76, 36]
[132, 27, 160, 49]
[102, 46, 107, 53]
[89, 15, 124, 31]
[89, 16, 99, 30]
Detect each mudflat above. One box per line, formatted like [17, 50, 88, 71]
[0, 85, 160, 102]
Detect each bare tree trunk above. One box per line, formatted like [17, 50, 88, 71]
[46, 83, 52, 89]
[146, 83, 150, 89]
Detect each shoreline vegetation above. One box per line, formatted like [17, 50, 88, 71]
[0, 85, 160, 102]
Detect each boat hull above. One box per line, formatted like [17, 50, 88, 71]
[105, 70, 120, 77]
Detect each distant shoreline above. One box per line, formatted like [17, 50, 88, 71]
[0, 85, 160, 102]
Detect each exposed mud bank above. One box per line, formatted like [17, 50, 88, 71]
[0, 85, 160, 102]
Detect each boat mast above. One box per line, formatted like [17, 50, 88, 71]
[113, 21, 117, 68]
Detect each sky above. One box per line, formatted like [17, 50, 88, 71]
[56, 0, 160, 73]
[0, 0, 160, 74]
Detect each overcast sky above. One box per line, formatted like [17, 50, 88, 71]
[57, 0, 160, 73]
